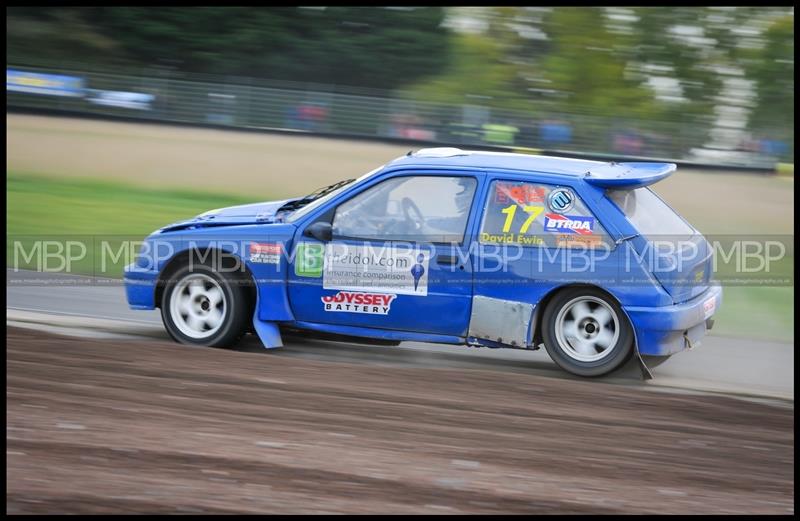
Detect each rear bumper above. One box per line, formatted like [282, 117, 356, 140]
[625, 285, 723, 356]
[123, 262, 158, 310]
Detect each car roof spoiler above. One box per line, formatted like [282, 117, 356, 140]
[583, 162, 676, 189]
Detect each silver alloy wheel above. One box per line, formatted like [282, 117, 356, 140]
[554, 296, 620, 362]
[169, 273, 227, 339]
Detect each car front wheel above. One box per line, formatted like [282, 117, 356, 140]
[161, 263, 251, 347]
[541, 288, 634, 377]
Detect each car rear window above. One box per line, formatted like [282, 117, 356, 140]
[480, 180, 612, 250]
[607, 187, 695, 239]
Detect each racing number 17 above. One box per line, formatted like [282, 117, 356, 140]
[500, 205, 544, 234]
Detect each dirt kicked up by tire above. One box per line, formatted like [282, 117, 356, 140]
[6, 327, 793, 514]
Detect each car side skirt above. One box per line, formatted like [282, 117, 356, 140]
[289, 321, 466, 346]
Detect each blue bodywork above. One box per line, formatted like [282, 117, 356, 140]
[124, 150, 721, 357]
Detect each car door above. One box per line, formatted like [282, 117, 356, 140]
[470, 176, 619, 345]
[288, 171, 482, 338]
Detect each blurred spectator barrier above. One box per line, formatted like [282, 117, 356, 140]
[207, 93, 236, 124]
[482, 123, 519, 146]
[6, 64, 792, 166]
[539, 120, 572, 147]
[86, 90, 154, 110]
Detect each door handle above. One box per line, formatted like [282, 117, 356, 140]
[436, 254, 458, 266]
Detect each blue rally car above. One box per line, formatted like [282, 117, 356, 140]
[124, 148, 721, 377]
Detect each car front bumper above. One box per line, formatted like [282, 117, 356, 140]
[123, 262, 158, 310]
[625, 285, 723, 356]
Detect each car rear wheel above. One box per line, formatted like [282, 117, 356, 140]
[542, 287, 634, 377]
[161, 263, 251, 347]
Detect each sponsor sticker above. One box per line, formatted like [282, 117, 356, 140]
[322, 291, 397, 315]
[295, 242, 324, 277]
[495, 182, 546, 204]
[703, 296, 716, 319]
[323, 244, 429, 296]
[556, 234, 604, 249]
[249, 242, 282, 264]
[547, 188, 575, 213]
[543, 214, 595, 235]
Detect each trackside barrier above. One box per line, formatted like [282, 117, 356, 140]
[6, 64, 791, 172]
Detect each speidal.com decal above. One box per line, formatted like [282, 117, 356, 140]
[322, 291, 397, 315]
[249, 242, 282, 264]
[323, 243, 429, 296]
[543, 214, 595, 235]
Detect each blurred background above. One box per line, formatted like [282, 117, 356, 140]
[5, 7, 795, 514]
[6, 6, 794, 165]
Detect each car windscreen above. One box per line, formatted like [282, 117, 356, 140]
[286, 165, 384, 223]
[607, 187, 695, 240]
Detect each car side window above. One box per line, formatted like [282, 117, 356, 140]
[332, 175, 477, 243]
[479, 180, 612, 249]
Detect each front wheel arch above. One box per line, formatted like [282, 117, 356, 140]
[154, 248, 257, 311]
[159, 256, 256, 347]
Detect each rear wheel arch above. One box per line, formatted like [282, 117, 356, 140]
[532, 284, 635, 349]
[537, 284, 637, 376]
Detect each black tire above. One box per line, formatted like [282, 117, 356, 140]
[541, 287, 634, 377]
[160, 262, 253, 348]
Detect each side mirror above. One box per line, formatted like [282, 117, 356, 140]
[304, 221, 333, 242]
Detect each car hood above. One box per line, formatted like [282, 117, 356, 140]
[159, 198, 300, 232]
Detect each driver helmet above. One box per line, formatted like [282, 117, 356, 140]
[453, 177, 474, 214]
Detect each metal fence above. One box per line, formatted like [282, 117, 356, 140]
[7, 64, 793, 166]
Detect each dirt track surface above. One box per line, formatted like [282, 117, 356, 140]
[6, 328, 794, 514]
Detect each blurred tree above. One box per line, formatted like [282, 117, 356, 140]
[8, 7, 450, 90]
[400, 33, 523, 108]
[538, 7, 656, 119]
[741, 14, 794, 134]
[81, 7, 450, 90]
[627, 7, 727, 121]
[406, 7, 659, 119]
[408, 6, 793, 138]
[7, 7, 126, 69]
[625, 7, 793, 146]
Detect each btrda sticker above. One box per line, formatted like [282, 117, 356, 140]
[322, 291, 397, 315]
